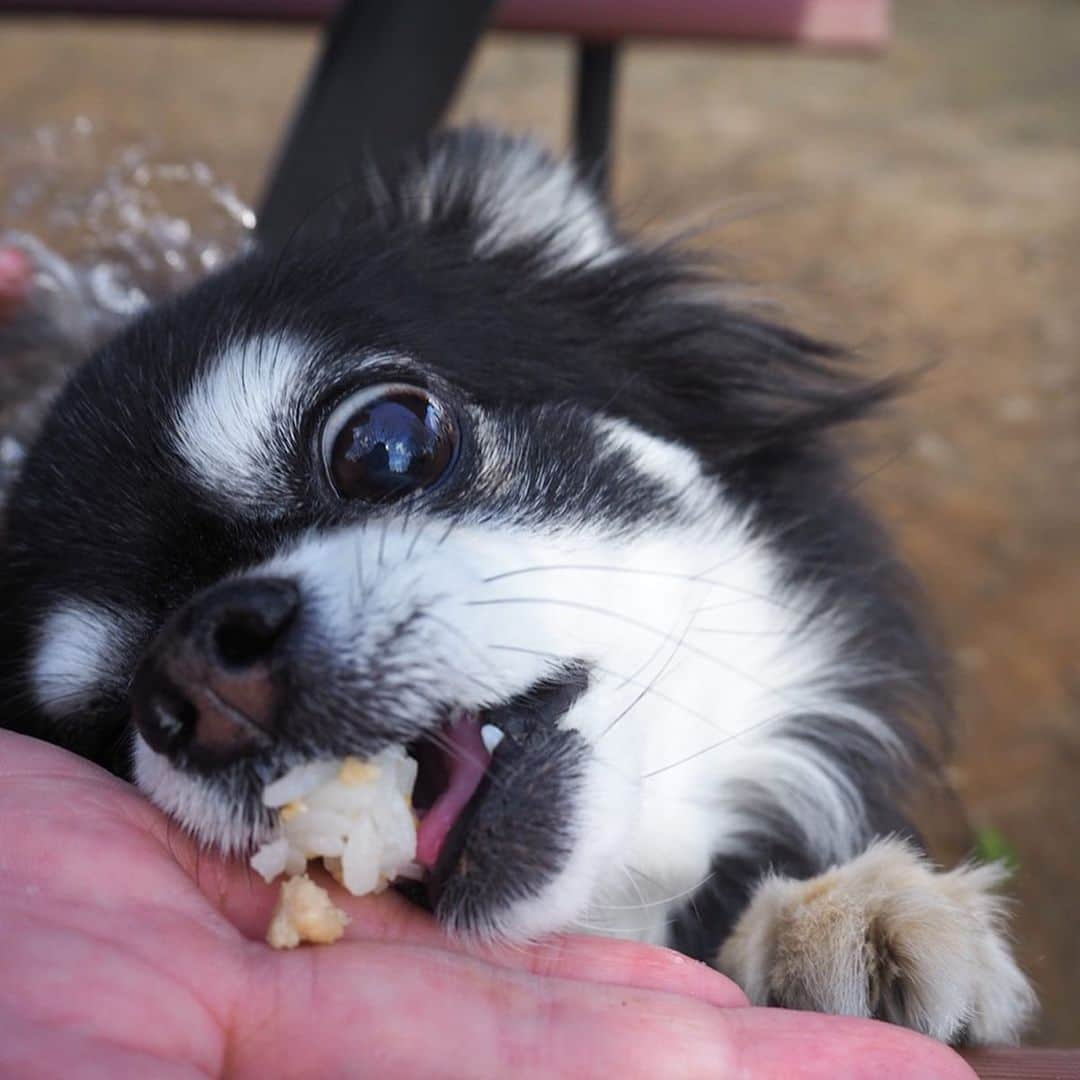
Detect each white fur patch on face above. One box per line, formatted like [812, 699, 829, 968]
[32, 600, 130, 719]
[410, 137, 617, 272]
[132, 732, 265, 854]
[172, 334, 310, 510]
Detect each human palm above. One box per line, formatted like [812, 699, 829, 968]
[0, 731, 973, 1078]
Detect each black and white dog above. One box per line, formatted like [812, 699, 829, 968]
[0, 130, 1034, 1044]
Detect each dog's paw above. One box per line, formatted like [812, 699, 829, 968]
[715, 837, 1036, 1044]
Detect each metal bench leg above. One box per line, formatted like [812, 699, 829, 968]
[257, 0, 497, 251]
[573, 40, 619, 200]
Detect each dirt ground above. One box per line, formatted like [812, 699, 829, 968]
[0, 0, 1077, 1046]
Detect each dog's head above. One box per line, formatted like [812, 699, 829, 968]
[0, 130, 931, 941]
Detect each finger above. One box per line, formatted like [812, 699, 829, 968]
[231, 946, 973, 1080]
[0, 729, 121, 785]
[233, 942, 738, 1078]
[0, 245, 32, 322]
[0, 731, 174, 890]
[721, 1008, 978, 1080]
[215, 862, 744, 1008]
[192, 856, 442, 943]
[219, 851, 746, 1006]
[480, 933, 747, 1008]
[0, 731, 158, 844]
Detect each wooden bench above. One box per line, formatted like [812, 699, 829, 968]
[0, 0, 889, 245]
[0, 0, 890, 43]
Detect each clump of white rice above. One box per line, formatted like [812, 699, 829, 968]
[251, 746, 420, 919]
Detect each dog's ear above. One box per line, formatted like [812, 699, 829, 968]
[617, 270, 901, 466]
[369, 128, 620, 273]
[331, 127, 897, 465]
[393, 131, 897, 458]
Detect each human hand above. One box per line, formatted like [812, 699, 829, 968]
[0, 731, 974, 1078]
[0, 245, 31, 324]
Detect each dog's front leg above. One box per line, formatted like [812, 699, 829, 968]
[714, 837, 1036, 1045]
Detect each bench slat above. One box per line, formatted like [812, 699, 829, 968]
[0, 0, 889, 48]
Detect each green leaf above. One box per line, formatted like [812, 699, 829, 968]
[974, 826, 1020, 874]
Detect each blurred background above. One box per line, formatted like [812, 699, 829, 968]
[0, 0, 1076, 1046]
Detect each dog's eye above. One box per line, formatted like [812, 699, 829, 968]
[321, 383, 459, 502]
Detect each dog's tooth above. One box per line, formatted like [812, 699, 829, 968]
[480, 724, 505, 755]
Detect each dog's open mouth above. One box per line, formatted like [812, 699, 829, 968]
[406, 668, 588, 890]
[410, 711, 499, 870]
[245, 666, 589, 917]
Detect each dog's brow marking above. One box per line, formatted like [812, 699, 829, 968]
[592, 416, 730, 522]
[596, 417, 704, 488]
[32, 601, 127, 718]
[173, 333, 308, 508]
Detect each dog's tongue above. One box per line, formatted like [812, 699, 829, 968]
[416, 713, 491, 869]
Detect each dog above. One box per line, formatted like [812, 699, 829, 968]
[0, 129, 1035, 1045]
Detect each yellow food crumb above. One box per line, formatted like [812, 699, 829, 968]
[279, 800, 307, 822]
[266, 874, 349, 949]
[338, 757, 380, 785]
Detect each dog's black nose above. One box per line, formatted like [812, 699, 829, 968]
[132, 578, 299, 765]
